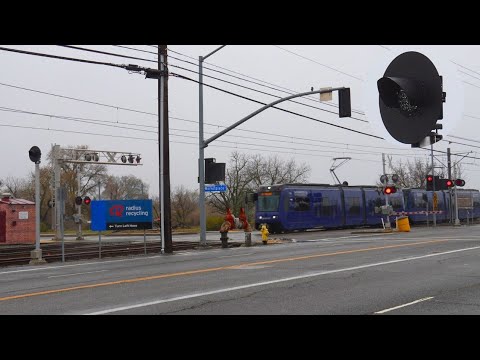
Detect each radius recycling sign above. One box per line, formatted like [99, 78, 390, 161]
[90, 199, 153, 231]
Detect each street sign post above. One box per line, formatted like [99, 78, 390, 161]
[91, 200, 153, 231]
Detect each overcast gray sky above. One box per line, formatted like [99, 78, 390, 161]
[1, 45, 479, 196]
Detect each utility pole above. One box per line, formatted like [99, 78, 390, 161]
[382, 153, 391, 229]
[447, 147, 452, 224]
[159, 45, 172, 253]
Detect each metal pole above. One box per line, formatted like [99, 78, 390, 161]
[382, 153, 391, 229]
[35, 162, 40, 252]
[76, 166, 83, 240]
[198, 46, 227, 246]
[447, 147, 453, 223]
[431, 143, 436, 227]
[199, 55, 207, 246]
[98, 182, 102, 258]
[53, 145, 61, 241]
[144, 228, 147, 255]
[454, 163, 460, 226]
[60, 187, 65, 263]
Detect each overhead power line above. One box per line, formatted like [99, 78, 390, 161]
[172, 72, 383, 140]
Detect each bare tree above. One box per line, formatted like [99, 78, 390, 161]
[0, 176, 30, 198]
[207, 151, 311, 215]
[171, 186, 198, 228]
[102, 175, 149, 200]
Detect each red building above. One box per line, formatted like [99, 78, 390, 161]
[0, 194, 35, 244]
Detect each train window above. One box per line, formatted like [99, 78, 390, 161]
[458, 195, 473, 209]
[346, 197, 361, 215]
[318, 197, 335, 217]
[258, 194, 280, 212]
[293, 191, 310, 212]
[414, 193, 427, 208]
[473, 193, 480, 208]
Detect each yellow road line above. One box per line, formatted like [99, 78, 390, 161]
[0, 239, 447, 302]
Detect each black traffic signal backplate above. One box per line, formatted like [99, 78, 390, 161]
[377, 51, 444, 145]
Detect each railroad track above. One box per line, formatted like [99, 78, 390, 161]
[0, 241, 243, 267]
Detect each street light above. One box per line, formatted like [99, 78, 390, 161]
[199, 45, 227, 246]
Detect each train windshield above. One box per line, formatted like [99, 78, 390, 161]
[258, 193, 280, 212]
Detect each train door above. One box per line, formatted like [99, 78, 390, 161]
[0, 211, 6, 243]
[285, 190, 312, 230]
[473, 192, 480, 219]
[312, 189, 342, 228]
[343, 188, 364, 226]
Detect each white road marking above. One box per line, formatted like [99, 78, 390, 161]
[47, 270, 107, 279]
[374, 297, 434, 314]
[84, 245, 480, 315]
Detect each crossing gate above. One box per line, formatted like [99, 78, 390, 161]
[391, 211, 444, 216]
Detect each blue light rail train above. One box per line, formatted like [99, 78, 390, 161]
[254, 183, 480, 233]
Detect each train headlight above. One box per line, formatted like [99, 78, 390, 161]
[259, 216, 262, 219]
[273, 216, 277, 219]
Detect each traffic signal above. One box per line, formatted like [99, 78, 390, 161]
[384, 186, 397, 195]
[426, 175, 435, 191]
[205, 158, 226, 184]
[377, 51, 445, 146]
[83, 196, 91, 205]
[338, 88, 351, 118]
[75, 196, 83, 206]
[455, 179, 465, 187]
[28, 146, 42, 163]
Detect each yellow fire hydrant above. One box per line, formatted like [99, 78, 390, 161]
[260, 224, 269, 244]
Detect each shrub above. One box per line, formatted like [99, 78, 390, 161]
[206, 216, 224, 231]
[40, 222, 50, 233]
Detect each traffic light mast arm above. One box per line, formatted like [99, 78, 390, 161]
[202, 87, 349, 148]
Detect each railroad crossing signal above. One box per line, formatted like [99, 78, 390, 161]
[455, 179, 465, 187]
[384, 186, 397, 195]
[75, 196, 91, 205]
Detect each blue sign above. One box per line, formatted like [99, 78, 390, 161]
[205, 184, 227, 192]
[91, 199, 153, 231]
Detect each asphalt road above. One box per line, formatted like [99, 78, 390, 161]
[2, 225, 480, 314]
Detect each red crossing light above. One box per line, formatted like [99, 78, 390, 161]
[446, 179, 453, 188]
[83, 196, 91, 205]
[455, 179, 465, 187]
[384, 186, 397, 195]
